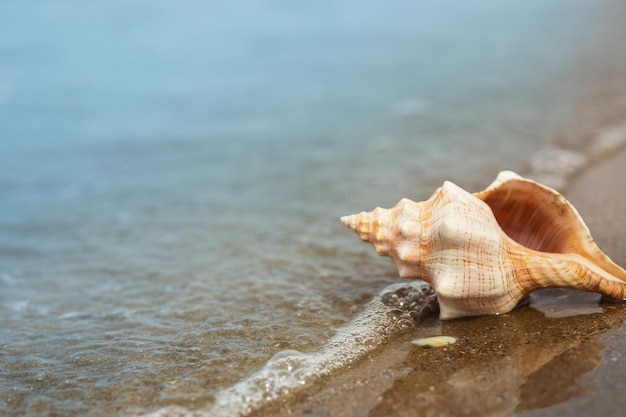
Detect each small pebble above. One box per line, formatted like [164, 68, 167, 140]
[411, 336, 458, 348]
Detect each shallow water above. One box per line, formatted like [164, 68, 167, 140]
[2, 1, 626, 416]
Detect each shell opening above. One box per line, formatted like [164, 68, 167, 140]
[478, 177, 626, 285]
[479, 181, 574, 254]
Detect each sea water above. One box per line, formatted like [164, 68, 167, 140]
[2, 1, 626, 416]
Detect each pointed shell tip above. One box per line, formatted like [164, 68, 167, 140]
[340, 214, 352, 226]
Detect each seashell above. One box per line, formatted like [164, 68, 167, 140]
[341, 171, 626, 320]
[411, 336, 458, 348]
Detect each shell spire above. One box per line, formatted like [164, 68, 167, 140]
[341, 171, 626, 319]
[340, 211, 373, 242]
[341, 206, 393, 256]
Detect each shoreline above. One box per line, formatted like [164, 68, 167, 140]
[566, 148, 626, 267]
[246, 147, 626, 417]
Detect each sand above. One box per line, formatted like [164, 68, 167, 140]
[248, 148, 626, 417]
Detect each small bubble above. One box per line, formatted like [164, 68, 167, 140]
[361, 337, 377, 348]
[388, 309, 404, 320]
[267, 350, 308, 373]
[381, 293, 399, 306]
[293, 368, 319, 385]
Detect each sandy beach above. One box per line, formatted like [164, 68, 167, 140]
[248, 148, 626, 417]
[6, 2, 626, 416]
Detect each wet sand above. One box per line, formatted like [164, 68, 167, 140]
[249, 148, 626, 417]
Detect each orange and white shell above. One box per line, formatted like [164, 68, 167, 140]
[341, 171, 626, 319]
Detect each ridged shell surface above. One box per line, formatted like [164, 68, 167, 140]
[341, 171, 626, 319]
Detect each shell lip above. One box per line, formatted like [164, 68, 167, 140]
[477, 172, 626, 285]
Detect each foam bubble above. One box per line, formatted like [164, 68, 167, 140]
[391, 98, 428, 117]
[526, 121, 626, 191]
[0, 272, 17, 285]
[59, 311, 91, 320]
[7, 300, 29, 313]
[530, 148, 587, 177]
[591, 122, 626, 157]
[143, 281, 437, 417]
[528, 148, 588, 190]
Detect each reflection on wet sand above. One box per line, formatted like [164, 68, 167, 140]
[252, 289, 626, 417]
[369, 291, 624, 417]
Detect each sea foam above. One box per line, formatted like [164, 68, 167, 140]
[528, 120, 626, 191]
[142, 281, 437, 417]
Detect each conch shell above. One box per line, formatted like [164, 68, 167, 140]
[341, 171, 626, 319]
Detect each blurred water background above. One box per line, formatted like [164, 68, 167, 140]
[2, 1, 626, 416]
